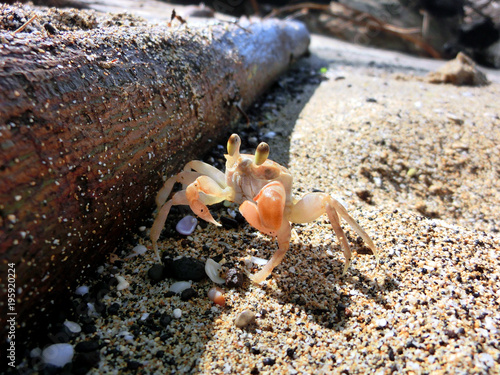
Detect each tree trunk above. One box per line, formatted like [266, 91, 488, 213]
[0, 3, 309, 348]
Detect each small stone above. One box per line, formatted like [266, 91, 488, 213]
[375, 318, 388, 328]
[173, 308, 182, 319]
[63, 320, 81, 334]
[159, 314, 172, 327]
[173, 257, 206, 281]
[108, 303, 120, 316]
[235, 310, 255, 328]
[225, 268, 244, 288]
[263, 357, 276, 366]
[127, 360, 142, 370]
[148, 264, 166, 283]
[42, 343, 74, 367]
[221, 216, 239, 229]
[180, 287, 197, 301]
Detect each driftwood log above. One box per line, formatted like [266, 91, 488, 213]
[0, 4, 309, 348]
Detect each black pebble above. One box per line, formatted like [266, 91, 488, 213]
[148, 264, 166, 283]
[263, 358, 275, 366]
[221, 216, 239, 229]
[172, 257, 206, 281]
[75, 340, 100, 353]
[286, 347, 295, 358]
[160, 314, 172, 327]
[225, 268, 244, 288]
[72, 350, 100, 373]
[180, 287, 197, 301]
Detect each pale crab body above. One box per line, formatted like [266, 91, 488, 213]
[151, 134, 378, 283]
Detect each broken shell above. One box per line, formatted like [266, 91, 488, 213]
[205, 258, 225, 284]
[176, 215, 198, 235]
[169, 281, 192, 294]
[115, 275, 130, 291]
[208, 286, 225, 306]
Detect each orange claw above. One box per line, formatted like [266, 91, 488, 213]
[186, 179, 221, 227]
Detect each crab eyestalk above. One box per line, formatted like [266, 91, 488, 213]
[254, 142, 269, 165]
[227, 134, 241, 156]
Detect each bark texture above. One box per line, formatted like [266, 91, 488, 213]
[0, 3, 309, 345]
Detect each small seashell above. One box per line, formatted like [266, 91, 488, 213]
[234, 309, 255, 328]
[176, 215, 198, 235]
[250, 256, 269, 266]
[169, 281, 192, 294]
[208, 286, 225, 306]
[115, 275, 130, 291]
[205, 259, 225, 284]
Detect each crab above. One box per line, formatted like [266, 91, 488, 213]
[150, 134, 378, 283]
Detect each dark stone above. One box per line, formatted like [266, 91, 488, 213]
[159, 314, 172, 327]
[225, 268, 245, 288]
[108, 303, 120, 316]
[286, 347, 295, 358]
[172, 257, 206, 281]
[82, 324, 97, 334]
[72, 350, 100, 373]
[263, 357, 276, 366]
[148, 264, 166, 283]
[180, 288, 197, 301]
[221, 216, 239, 229]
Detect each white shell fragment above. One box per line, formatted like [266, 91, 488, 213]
[205, 258, 226, 284]
[41, 343, 74, 367]
[176, 215, 198, 235]
[75, 285, 89, 296]
[115, 275, 130, 291]
[63, 320, 81, 334]
[169, 281, 192, 294]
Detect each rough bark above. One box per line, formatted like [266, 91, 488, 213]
[0, 3, 309, 347]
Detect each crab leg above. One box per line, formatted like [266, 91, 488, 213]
[156, 160, 227, 208]
[290, 192, 378, 274]
[150, 191, 189, 261]
[239, 181, 293, 283]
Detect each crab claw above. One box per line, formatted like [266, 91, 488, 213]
[186, 176, 225, 226]
[240, 181, 286, 236]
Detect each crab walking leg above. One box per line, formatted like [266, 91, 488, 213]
[240, 181, 292, 283]
[183, 160, 226, 187]
[250, 223, 291, 283]
[150, 191, 189, 261]
[290, 193, 378, 274]
[156, 171, 201, 208]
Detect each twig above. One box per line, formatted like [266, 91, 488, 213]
[265, 2, 441, 59]
[13, 14, 37, 35]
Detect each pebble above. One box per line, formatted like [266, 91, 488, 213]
[375, 318, 388, 328]
[173, 309, 182, 319]
[221, 215, 239, 229]
[176, 215, 198, 235]
[148, 264, 166, 283]
[234, 310, 256, 328]
[172, 257, 206, 281]
[225, 268, 244, 288]
[180, 287, 197, 301]
[41, 343, 74, 367]
[63, 320, 81, 334]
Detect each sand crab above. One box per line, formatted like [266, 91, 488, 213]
[150, 134, 378, 283]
